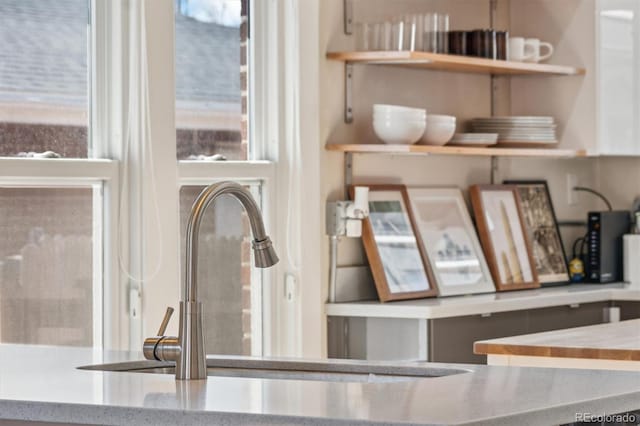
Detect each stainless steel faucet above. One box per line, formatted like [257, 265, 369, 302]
[143, 181, 278, 380]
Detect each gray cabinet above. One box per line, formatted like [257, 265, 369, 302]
[329, 301, 640, 364]
[430, 302, 609, 364]
[613, 301, 640, 321]
[429, 311, 527, 364]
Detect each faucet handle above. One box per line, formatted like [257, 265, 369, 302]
[157, 307, 174, 336]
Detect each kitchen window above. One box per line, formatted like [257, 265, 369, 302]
[0, 0, 283, 355]
[0, 0, 112, 349]
[174, 0, 266, 356]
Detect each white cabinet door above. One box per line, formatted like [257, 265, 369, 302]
[598, 0, 640, 155]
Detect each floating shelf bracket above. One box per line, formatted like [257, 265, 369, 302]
[345, 63, 354, 123]
[490, 156, 499, 184]
[344, 0, 354, 34]
[344, 152, 353, 198]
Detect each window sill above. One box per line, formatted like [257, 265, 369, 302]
[0, 157, 118, 182]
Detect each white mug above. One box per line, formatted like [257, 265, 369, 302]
[524, 38, 554, 63]
[508, 37, 535, 62]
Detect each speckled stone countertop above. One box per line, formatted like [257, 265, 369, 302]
[1, 344, 639, 425]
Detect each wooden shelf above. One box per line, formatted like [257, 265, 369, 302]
[327, 51, 586, 76]
[326, 144, 588, 158]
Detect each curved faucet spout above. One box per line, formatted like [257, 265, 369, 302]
[144, 181, 278, 380]
[185, 181, 279, 303]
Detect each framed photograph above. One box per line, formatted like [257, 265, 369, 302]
[469, 185, 540, 291]
[406, 188, 495, 296]
[504, 180, 570, 285]
[356, 185, 438, 302]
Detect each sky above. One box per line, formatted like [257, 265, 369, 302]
[178, 0, 242, 27]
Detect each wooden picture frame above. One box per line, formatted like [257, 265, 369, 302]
[406, 187, 495, 296]
[503, 180, 570, 285]
[353, 185, 438, 302]
[469, 185, 540, 291]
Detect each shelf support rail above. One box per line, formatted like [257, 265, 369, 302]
[345, 63, 354, 123]
[490, 156, 499, 184]
[344, 152, 353, 199]
[344, 0, 354, 34]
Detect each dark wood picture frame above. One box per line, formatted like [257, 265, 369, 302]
[469, 185, 540, 291]
[503, 180, 570, 286]
[352, 185, 438, 302]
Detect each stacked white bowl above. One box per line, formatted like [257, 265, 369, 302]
[373, 104, 426, 145]
[419, 114, 456, 146]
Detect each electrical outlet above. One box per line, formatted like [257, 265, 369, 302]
[567, 173, 579, 205]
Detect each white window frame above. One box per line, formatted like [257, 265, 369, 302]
[133, 0, 284, 355]
[0, 0, 324, 357]
[0, 158, 119, 349]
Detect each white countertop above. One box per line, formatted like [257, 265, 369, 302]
[325, 283, 640, 319]
[1, 344, 640, 425]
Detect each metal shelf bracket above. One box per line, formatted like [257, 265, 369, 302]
[490, 156, 499, 184]
[345, 63, 354, 123]
[344, 152, 353, 198]
[344, 0, 354, 34]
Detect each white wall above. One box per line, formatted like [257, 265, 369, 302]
[597, 157, 640, 210]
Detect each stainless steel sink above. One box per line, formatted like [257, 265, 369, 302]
[79, 357, 470, 384]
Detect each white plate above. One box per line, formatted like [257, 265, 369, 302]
[452, 133, 499, 139]
[493, 131, 556, 135]
[496, 140, 559, 147]
[472, 123, 557, 128]
[498, 137, 557, 142]
[448, 140, 498, 147]
[472, 116, 555, 122]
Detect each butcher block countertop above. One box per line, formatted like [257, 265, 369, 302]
[475, 319, 640, 362]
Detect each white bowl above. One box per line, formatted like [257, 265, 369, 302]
[427, 114, 456, 123]
[374, 111, 427, 119]
[373, 118, 426, 145]
[419, 121, 456, 146]
[374, 116, 427, 125]
[374, 104, 426, 115]
[373, 114, 427, 123]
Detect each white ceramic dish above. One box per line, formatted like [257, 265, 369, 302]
[472, 116, 554, 122]
[373, 118, 426, 145]
[449, 133, 498, 146]
[374, 112, 426, 121]
[419, 120, 456, 146]
[374, 104, 427, 115]
[428, 114, 456, 122]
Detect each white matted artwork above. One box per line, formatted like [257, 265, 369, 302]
[407, 188, 495, 296]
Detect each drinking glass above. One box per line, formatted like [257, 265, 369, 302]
[390, 17, 405, 51]
[422, 13, 438, 52]
[380, 21, 393, 51]
[355, 22, 371, 51]
[436, 13, 450, 53]
[403, 14, 420, 51]
[370, 22, 382, 51]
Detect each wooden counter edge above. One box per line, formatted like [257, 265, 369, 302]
[474, 342, 640, 362]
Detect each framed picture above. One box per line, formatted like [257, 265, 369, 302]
[356, 185, 438, 302]
[469, 185, 540, 291]
[504, 180, 570, 285]
[406, 188, 495, 296]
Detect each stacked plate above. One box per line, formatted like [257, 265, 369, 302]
[448, 133, 498, 147]
[470, 116, 557, 147]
